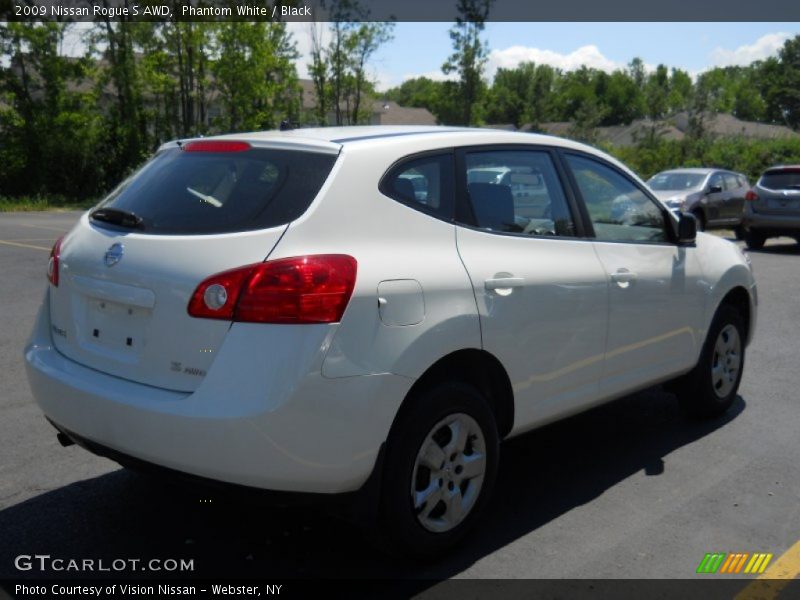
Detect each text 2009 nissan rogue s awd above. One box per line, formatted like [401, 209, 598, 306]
[25, 126, 757, 557]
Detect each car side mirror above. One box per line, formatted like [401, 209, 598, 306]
[678, 212, 697, 244]
[707, 185, 723, 194]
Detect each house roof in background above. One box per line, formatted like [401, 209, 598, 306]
[298, 79, 436, 125]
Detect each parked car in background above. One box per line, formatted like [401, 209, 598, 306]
[25, 127, 757, 558]
[741, 165, 800, 249]
[647, 168, 750, 233]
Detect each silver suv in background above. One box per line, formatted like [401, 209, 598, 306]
[742, 165, 800, 249]
[647, 168, 750, 232]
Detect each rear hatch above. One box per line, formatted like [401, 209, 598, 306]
[753, 168, 800, 215]
[49, 140, 339, 392]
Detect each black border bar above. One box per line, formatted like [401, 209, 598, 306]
[3, 0, 800, 22]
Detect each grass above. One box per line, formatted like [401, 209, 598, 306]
[0, 196, 95, 212]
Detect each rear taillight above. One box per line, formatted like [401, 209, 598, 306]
[47, 236, 63, 286]
[188, 255, 357, 324]
[745, 190, 759, 201]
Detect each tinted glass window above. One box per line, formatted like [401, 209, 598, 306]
[723, 173, 741, 190]
[463, 150, 575, 237]
[93, 147, 337, 234]
[382, 154, 454, 220]
[647, 172, 706, 190]
[566, 154, 669, 243]
[708, 173, 724, 190]
[760, 169, 800, 190]
[737, 174, 749, 187]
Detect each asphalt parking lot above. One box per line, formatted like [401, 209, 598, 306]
[1, 212, 799, 590]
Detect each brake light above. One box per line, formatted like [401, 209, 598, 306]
[188, 255, 357, 324]
[183, 140, 251, 153]
[745, 190, 759, 201]
[47, 236, 63, 286]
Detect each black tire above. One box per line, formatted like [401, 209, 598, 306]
[675, 305, 745, 419]
[380, 381, 499, 559]
[733, 225, 745, 241]
[744, 228, 766, 249]
[691, 209, 706, 232]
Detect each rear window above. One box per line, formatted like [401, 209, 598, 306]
[92, 146, 337, 234]
[760, 169, 800, 191]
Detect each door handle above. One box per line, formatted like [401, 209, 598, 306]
[485, 277, 524, 291]
[610, 269, 638, 286]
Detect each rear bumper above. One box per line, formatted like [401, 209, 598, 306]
[743, 210, 800, 232]
[25, 292, 412, 493]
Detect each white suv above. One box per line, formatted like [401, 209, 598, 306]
[25, 127, 757, 556]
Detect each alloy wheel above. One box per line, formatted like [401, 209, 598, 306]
[411, 413, 487, 533]
[711, 324, 741, 399]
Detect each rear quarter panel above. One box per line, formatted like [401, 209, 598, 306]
[270, 142, 482, 380]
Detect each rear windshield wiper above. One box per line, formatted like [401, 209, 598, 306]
[90, 207, 145, 230]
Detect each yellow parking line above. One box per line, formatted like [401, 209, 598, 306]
[735, 539, 800, 600]
[0, 239, 50, 251]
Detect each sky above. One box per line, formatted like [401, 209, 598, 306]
[284, 22, 800, 90]
[58, 22, 800, 92]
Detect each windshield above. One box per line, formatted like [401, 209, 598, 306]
[92, 146, 337, 234]
[760, 169, 800, 191]
[647, 172, 707, 191]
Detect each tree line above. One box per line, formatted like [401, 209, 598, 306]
[1, 11, 799, 203]
[0, 17, 392, 201]
[385, 34, 800, 134]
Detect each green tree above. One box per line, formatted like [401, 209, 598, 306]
[695, 67, 736, 114]
[763, 35, 800, 129]
[441, 0, 493, 125]
[732, 66, 766, 122]
[0, 22, 104, 198]
[89, 17, 149, 184]
[164, 22, 210, 137]
[211, 22, 299, 132]
[346, 22, 394, 124]
[599, 70, 645, 125]
[628, 57, 647, 90]
[667, 68, 692, 114]
[306, 1, 394, 125]
[644, 64, 670, 121]
[384, 76, 442, 109]
[483, 62, 535, 127]
[555, 67, 607, 134]
[527, 64, 558, 127]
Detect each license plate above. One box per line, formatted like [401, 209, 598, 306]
[81, 298, 149, 359]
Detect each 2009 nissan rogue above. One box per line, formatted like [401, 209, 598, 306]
[25, 126, 757, 557]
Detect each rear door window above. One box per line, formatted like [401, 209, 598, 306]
[461, 150, 576, 237]
[723, 173, 741, 190]
[92, 146, 338, 234]
[737, 174, 749, 188]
